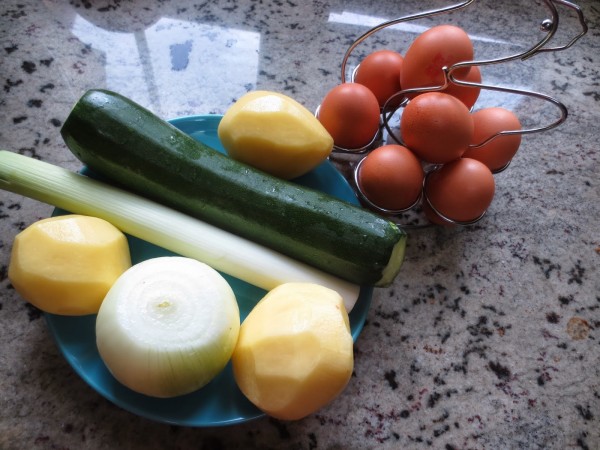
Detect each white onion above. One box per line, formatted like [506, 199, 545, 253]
[95, 256, 240, 398]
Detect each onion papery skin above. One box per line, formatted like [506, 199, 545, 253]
[95, 256, 240, 398]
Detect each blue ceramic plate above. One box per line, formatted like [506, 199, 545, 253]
[45, 115, 373, 427]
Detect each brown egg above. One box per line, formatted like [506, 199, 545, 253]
[318, 83, 381, 150]
[400, 92, 474, 164]
[422, 200, 455, 227]
[357, 145, 424, 211]
[462, 107, 522, 172]
[354, 50, 404, 108]
[424, 158, 495, 223]
[401, 25, 474, 94]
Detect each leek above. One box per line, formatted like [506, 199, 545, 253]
[0, 151, 360, 311]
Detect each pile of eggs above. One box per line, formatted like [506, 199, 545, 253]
[316, 25, 523, 226]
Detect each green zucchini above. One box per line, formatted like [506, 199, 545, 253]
[60, 89, 406, 286]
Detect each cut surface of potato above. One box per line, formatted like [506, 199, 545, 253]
[8, 214, 131, 315]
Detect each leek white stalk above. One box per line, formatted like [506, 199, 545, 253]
[96, 256, 240, 397]
[0, 151, 360, 311]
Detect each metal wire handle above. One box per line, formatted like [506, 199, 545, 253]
[339, 0, 588, 227]
[340, 0, 476, 83]
[342, 0, 588, 149]
[341, 0, 588, 78]
[443, 0, 589, 147]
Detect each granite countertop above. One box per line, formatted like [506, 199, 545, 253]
[1, 1, 598, 448]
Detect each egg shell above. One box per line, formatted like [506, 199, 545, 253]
[400, 25, 474, 94]
[354, 50, 404, 108]
[462, 107, 522, 172]
[357, 144, 424, 211]
[424, 157, 495, 223]
[400, 92, 474, 164]
[318, 83, 381, 150]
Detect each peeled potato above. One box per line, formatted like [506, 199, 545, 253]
[218, 91, 334, 179]
[232, 282, 354, 420]
[8, 214, 131, 315]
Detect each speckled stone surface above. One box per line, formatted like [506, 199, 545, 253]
[1, 1, 599, 449]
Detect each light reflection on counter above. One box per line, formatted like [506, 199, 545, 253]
[70, 14, 260, 116]
[328, 10, 514, 45]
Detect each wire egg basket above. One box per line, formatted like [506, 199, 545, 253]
[322, 0, 588, 228]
